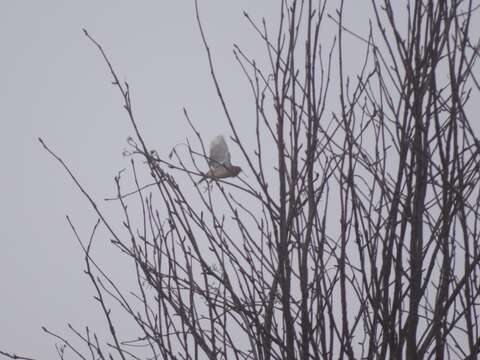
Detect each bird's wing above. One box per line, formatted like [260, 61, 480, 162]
[209, 135, 231, 169]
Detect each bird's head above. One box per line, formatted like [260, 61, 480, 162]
[230, 165, 242, 177]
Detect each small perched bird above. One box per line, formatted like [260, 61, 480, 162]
[199, 135, 242, 183]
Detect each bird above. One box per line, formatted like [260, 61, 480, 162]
[199, 135, 242, 183]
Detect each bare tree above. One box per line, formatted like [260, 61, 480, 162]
[3, 0, 480, 359]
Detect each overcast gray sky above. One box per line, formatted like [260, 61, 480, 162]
[2, 2, 479, 359]
[0, 2, 289, 357]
